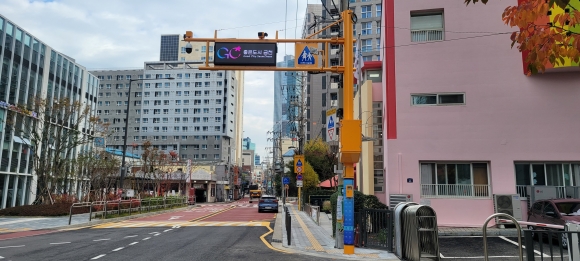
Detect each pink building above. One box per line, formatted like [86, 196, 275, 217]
[381, 0, 580, 227]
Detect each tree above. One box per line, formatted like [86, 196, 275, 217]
[465, 0, 580, 74]
[7, 97, 100, 205]
[76, 148, 120, 201]
[303, 138, 337, 189]
[283, 160, 319, 196]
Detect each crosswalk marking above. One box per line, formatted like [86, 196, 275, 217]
[92, 221, 268, 229]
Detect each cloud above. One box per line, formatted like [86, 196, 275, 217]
[0, 0, 308, 162]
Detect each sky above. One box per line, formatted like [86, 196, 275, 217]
[0, 0, 310, 162]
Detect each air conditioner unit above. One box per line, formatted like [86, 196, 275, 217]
[493, 194, 523, 222]
[330, 82, 339, 89]
[330, 100, 338, 107]
[330, 49, 339, 55]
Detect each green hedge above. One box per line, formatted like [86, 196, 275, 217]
[329, 190, 387, 238]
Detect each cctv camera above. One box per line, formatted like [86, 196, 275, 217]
[258, 32, 268, 40]
[185, 43, 193, 54]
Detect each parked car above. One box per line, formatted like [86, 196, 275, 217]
[527, 198, 580, 249]
[258, 195, 278, 213]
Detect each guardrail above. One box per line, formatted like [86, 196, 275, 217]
[303, 203, 320, 225]
[68, 196, 187, 225]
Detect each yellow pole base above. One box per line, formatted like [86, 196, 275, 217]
[344, 245, 355, 255]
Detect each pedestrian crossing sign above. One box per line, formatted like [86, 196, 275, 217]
[294, 43, 318, 68]
[298, 46, 315, 65]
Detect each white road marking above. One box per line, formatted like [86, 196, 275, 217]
[93, 239, 110, 242]
[91, 254, 106, 260]
[168, 216, 182, 220]
[172, 225, 181, 228]
[163, 229, 172, 232]
[129, 242, 139, 246]
[49, 242, 71, 245]
[142, 237, 151, 241]
[148, 232, 160, 235]
[0, 245, 25, 249]
[112, 247, 124, 252]
[124, 235, 138, 238]
[440, 253, 445, 258]
[499, 236, 549, 257]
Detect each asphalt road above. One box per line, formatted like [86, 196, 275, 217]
[0, 224, 350, 261]
[439, 236, 569, 261]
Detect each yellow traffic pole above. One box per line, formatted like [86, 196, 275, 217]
[340, 9, 361, 255]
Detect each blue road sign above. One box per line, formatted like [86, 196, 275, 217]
[297, 174, 303, 180]
[328, 115, 335, 129]
[296, 159, 303, 167]
[297, 46, 315, 65]
[283, 177, 290, 185]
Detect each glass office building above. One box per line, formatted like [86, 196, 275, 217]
[0, 15, 98, 209]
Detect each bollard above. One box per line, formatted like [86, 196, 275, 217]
[286, 208, 292, 245]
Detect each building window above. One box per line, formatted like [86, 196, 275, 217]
[411, 93, 465, 106]
[420, 162, 490, 198]
[362, 39, 372, 52]
[362, 22, 372, 35]
[411, 12, 444, 42]
[361, 5, 372, 18]
[376, 4, 382, 17]
[515, 163, 580, 198]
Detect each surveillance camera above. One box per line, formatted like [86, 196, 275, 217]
[185, 43, 193, 54]
[258, 32, 268, 39]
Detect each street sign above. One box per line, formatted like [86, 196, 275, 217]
[297, 174, 303, 180]
[294, 155, 305, 173]
[294, 43, 319, 68]
[326, 108, 338, 141]
[296, 180, 303, 187]
[214, 42, 277, 66]
[283, 177, 290, 185]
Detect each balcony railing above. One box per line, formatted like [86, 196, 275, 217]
[411, 29, 444, 42]
[421, 184, 490, 198]
[515, 185, 566, 198]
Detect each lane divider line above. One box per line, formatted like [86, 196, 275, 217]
[260, 222, 292, 254]
[189, 206, 236, 222]
[91, 254, 106, 260]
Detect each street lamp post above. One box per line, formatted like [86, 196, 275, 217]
[119, 77, 174, 191]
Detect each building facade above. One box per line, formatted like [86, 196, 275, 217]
[382, 0, 580, 226]
[0, 14, 98, 209]
[303, 0, 382, 142]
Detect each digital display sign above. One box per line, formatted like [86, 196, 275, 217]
[214, 42, 277, 66]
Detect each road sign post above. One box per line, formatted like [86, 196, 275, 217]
[183, 9, 360, 255]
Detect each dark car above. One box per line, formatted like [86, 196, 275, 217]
[258, 195, 278, 213]
[527, 199, 580, 249]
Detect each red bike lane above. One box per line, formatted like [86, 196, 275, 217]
[131, 204, 231, 222]
[202, 206, 276, 222]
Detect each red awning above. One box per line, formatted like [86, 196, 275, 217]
[319, 175, 339, 188]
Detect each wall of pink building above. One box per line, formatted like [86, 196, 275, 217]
[384, 0, 580, 227]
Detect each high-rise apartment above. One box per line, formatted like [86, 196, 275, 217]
[303, 0, 382, 142]
[0, 14, 99, 209]
[95, 62, 241, 164]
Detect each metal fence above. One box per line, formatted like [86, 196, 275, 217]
[523, 229, 580, 261]
[355, 208, 394, 251]
[303, 203, 320, 225]
[68, 196, 187, 225]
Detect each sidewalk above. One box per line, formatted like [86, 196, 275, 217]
[270, 203, 400, 260]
